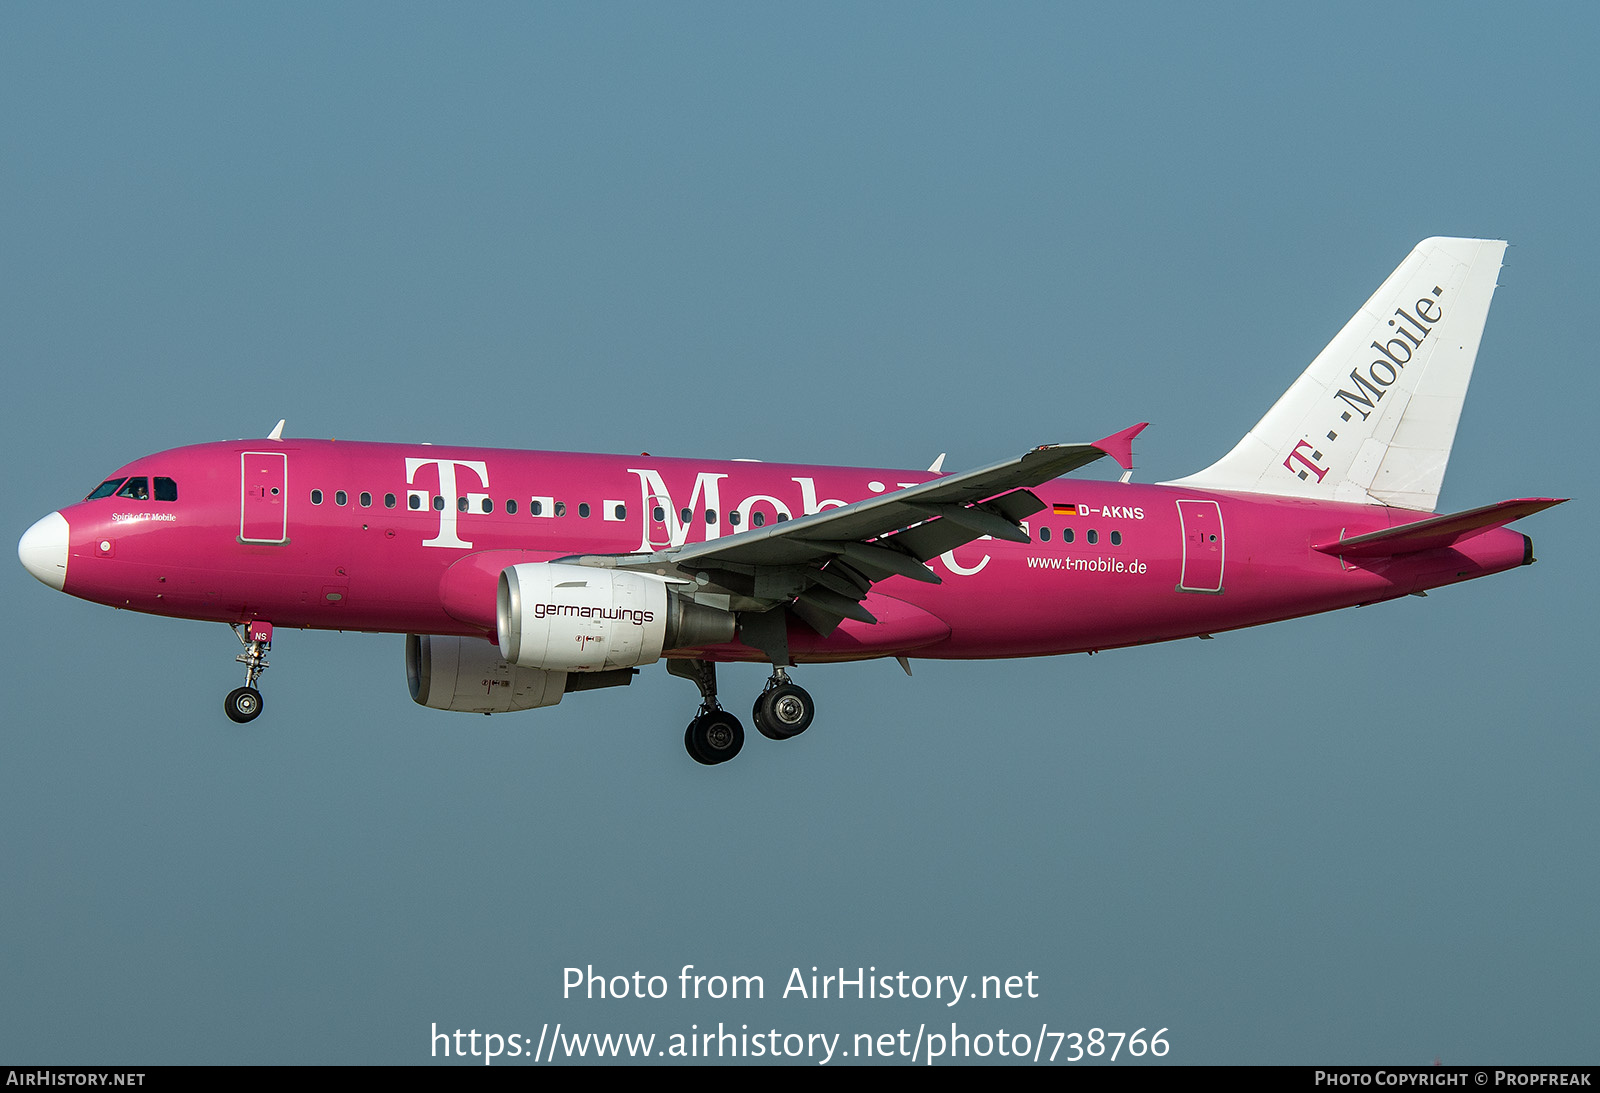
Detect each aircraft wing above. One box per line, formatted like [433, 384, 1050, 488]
[640, 425, 1148, 638]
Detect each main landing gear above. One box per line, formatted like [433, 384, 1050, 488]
[670, 659, 744, 766]
[669, 660, 815, 765]
[224, 622, 272, 724]
[752, 667, 814, 741]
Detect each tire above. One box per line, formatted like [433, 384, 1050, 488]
[686, 710, 744, 765]
[224, 687, 263, 724]
[752, 694, 785, 740]
[754, 683, 813, 739]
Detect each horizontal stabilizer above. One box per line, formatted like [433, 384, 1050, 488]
[1313, 498, 1566, 558]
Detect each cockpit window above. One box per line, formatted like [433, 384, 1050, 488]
[87, 475, 175, 501]
[86, 478, 127, 501]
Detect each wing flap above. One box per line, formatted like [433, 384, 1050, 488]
[907, 501, 1031, 543]
[884, 488, 1044, 560]
[796, 585, 878, 625]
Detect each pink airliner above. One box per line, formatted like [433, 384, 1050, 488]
[19, 238, 1563, 764]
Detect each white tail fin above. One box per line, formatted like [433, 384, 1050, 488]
[1164, 238, 1507, 511]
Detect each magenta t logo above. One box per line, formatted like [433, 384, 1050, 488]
[1283, 440, 1329, 483]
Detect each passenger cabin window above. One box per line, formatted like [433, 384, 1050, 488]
[729, 511, 741, 527]
[311, 490, 323, 505]
[385, 494, 396, 509]
[408, 494, 421, 510]
[1087, 529, 1098, 545]
[116, 477, 150, 501]
[481, 498, 493, 513]
[506, 499, 518, 515]
[530, 500, 543, 516]
[86, 478, 126, 501]
[1063, 528, 1074, 543]
[1110, 531, 1122, 546]
[360, 492, 372, 508]
[1039, 526, 1051, 542]
[457, 497, 468, 512]
[554, 501, 567, 518]
[154, 477, 178, 502]
[578, 503, 590, 519]
[613, 504, 626, 521]
[335, 490, 348, 506]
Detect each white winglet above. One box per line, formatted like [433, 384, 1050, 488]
[926, 453, 946, 474]
[268, 420, 285, 441]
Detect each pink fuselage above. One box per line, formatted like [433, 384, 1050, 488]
[52, 440, 1531, 661]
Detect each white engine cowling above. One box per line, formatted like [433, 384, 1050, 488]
[406, 633, 566, 713]
[497, 562, 735, 672]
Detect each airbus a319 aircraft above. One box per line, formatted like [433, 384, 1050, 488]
[19, 238, 1564, 764]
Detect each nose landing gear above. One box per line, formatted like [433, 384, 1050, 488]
[224, 622, 272, 724]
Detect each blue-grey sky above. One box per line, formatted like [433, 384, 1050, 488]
[4, 3, 1594, 1065]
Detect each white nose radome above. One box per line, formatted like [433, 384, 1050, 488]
[19, 511, 69, 591]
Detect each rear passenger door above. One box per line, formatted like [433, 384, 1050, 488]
[1175, 499, 1224, 593]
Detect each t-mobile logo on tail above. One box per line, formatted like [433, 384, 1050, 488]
[1283, 440, 1329, 483]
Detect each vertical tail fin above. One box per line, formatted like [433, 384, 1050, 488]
[1163, 238, 1507, 511]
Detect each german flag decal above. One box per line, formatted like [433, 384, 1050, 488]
[1052, 503, 1078, 516]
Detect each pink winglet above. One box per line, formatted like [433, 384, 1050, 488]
[1092, 422, 1149, 470]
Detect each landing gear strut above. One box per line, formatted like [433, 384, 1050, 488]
[225, 622, 271, 724]
[669, 659, 744, 765]
[752, 666, 815, 740]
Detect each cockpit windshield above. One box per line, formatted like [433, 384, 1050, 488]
[84, 476, 178, 502]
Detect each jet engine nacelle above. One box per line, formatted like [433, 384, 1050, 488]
[406, 633, 566, 714]
[497, 562, 735, 672]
